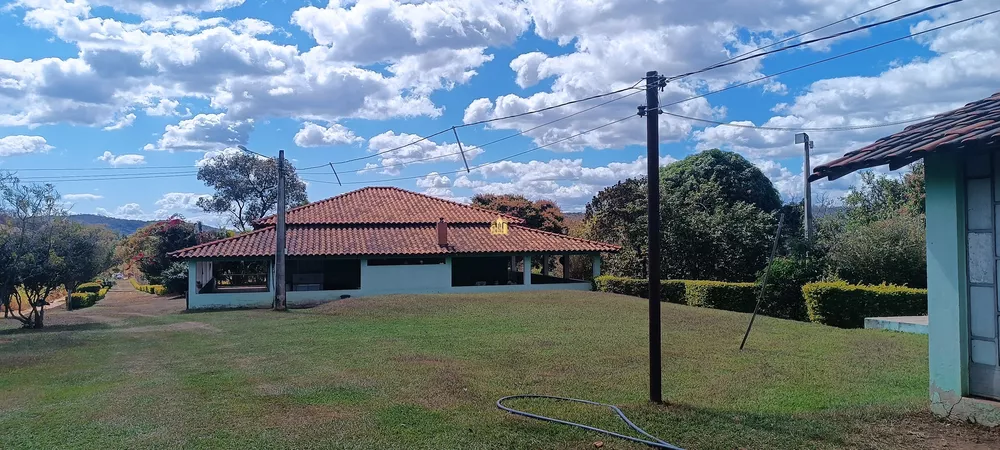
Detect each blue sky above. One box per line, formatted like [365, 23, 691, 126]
[0, 0, 997, 227]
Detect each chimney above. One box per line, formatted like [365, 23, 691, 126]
[437, 217, 448, 247]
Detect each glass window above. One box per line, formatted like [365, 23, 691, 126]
[970, 286, 997, 339]
[967, 178, 992, 230]
[968, 232, 994, 284]
[971, 339, 998, 365]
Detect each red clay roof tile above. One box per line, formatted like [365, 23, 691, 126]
[811, 92, 1000, 181]
[170, 224, 619, 259]
[255, 186, 523, 226]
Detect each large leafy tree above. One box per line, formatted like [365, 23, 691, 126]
[819, 164, 927, 287]
[471, 194, 567, 234]
[0, 176, 64, 328]
[55, 221, 118, 310]
[660, 148, 782, 213]
[119, 218, 227, 286]
[583, 150, 778, 282]
[197, 152, 308, 231]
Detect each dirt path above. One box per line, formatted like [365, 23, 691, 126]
[39, 281, 185, 328]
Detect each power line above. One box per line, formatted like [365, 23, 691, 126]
[17, 173, 198, 183]
[685, 0, 902, 81]
[660, 111, 943, 132]
[303, 113, 637, 186]
[667, 0, 964, 82]
[304, 80, 646, 169]
[16, 170, 198, 180]
[1, 165, 195, 172]
[301, 89, 645, 175]
[458, 80, 644, 129]
[661, 8, 1000, 109]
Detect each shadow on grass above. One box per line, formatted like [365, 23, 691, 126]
[0, 322, 115, 336]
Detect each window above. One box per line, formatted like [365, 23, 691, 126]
[287, 259, 361, 291]
[367, 257, 446, 266]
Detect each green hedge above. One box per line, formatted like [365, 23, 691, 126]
[594, 276, 754, 310]
[684, 280, 758, 313]
[76, 282, 103, 293]
[70, 286, 111, 309]
[802, 281, 927, 328]
[593, 276, 686, 304]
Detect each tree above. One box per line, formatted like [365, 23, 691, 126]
[118, 218, 227, 287]
[54, 221, 117, 310]
[197, 152, 308, 231]
[660, 148, 782, 213]
[582, 151, 779, 282]
[471, 194, 567, 234]
[0, 176, 64, 329]
[818, 164, 927, 287]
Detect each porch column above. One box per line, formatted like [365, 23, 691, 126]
[563, 255, 571, 280]
[592, 254, 602, 278]
[524, 254, 532, 285]
[925, 152, 969, 416]
[187, 261, 197, 295]
[542, 255, 549, 276]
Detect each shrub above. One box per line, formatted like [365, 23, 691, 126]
[684, 281, 757, 313]
[76, 282, 103, 293]
[69, 292, 99, 309]
[802, 281, 927, 328]
[97, 288, 109, 299]
[593, 276, 686, 304]
[755, 257, 822, 321]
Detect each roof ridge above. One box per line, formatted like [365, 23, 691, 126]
[255, 186, 525, 225]
[168, 226, 274, 257]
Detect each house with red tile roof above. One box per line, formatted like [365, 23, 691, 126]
[811, 92, 1000, 425]
[170, 186, 618, 310]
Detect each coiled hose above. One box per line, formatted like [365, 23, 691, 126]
[496, 395, 684, 449]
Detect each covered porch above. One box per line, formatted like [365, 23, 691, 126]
[185, 253, 603, 309]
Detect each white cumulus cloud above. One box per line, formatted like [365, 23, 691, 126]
[0, 135, 53, 157]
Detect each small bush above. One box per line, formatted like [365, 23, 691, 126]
[97, 288, 109, 299]
[76, 282, 103, 294]
[802, 281, 927, 328]
[684, 281, 757, 313]
[69, 292, 99, 309]
[593, 276, 686, 304]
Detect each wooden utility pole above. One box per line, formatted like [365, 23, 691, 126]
[274, 149, 287, 311]
[643, 70, 664, 404]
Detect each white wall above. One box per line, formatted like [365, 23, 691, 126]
[187, 256, 594, 309]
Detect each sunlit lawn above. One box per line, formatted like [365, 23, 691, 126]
[0, 291, 930, 449]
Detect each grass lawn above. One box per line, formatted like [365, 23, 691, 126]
[0, 290, 939, 449]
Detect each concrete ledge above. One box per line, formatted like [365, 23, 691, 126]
[932, 386, 1000, 427]
[864, 316, 929, 335]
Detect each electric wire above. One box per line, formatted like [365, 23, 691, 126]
[660, 110, 941, 132]
[301, 90, 645, 175]
[302, 113, 636, 186]
[666, 0, 965, 82]
[660, 8, 1000, 110]
[300, 79, 646, 170]
[686, 0, 902, 80]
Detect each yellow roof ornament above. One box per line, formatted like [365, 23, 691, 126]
[490, 216, 509, 235]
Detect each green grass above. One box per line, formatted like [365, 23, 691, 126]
[0, 291, 930, 449]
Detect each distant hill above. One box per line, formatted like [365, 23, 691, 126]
[67, 214, 155, 235]
[66, 214, 220, 236]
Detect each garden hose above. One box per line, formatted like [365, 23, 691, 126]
[496, 395, 685, 449]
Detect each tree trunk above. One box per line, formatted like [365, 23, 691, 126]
[35, 306, 44, 329]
